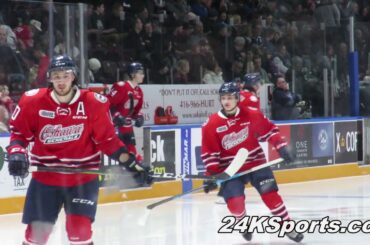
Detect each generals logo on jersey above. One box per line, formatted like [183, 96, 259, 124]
[221, 127, 248, 150]
[40, 124, 84, 144]
[56, 107, 71, 116]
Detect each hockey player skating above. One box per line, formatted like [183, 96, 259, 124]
[106, 62, 145, 160]
[215, 73, 263, 205]
[201, 82, 303, 242]
[7, 55, 151, 245]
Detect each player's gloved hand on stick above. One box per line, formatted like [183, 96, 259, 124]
[203, 179, 218, 193]
[7, 145, 29, 178]
[119, 153, 153, 186]
[277, 146, 294, 164]
[113, 114, 132, 127]
[134, 114, 144, 127]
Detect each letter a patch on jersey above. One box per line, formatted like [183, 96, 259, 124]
[76, 102, 86, 116]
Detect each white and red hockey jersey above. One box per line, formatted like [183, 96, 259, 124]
[201, 106, 286, 175]
[9, 88, 124, 186]
[106, 81, 143, 133]
[240, 90, 260, 109]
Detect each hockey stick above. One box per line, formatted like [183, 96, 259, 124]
[29, 165, 126, 176]
[146, 148, 250, 210]
[146, 156, 283, 210]
[29, 165, 224, 181]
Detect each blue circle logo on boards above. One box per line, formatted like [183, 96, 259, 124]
[318, 129, 328, 151]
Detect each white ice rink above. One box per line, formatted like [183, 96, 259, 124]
[1, 175, 370, 245]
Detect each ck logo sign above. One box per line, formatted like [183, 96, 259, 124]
[151, 135, 165, 162]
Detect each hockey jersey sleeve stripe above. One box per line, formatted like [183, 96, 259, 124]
[201, 152, 220, 157]
[30, 155, 101, 165]
[203, 156, 219, 162]
[205, 162, 220, 168]
[30, 151, 101, 162]
[275, 142, 288, 150]
[257, 127, 279, 142]
[32, 161, 101, 168]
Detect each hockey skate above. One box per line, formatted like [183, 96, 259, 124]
[285, 230, 304, 243]
[215, 196, 226, 204]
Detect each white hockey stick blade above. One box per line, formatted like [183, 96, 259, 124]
[223, 148, 249, 178]
[233, 157, 284, 178]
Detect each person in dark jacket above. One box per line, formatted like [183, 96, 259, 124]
[271, 76, 301, 120]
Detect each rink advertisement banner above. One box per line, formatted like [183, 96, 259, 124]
[0, 135, 30, 198]
[190, 127, 205, 175]
[149, 130, 177, 177]
[334, 120, 363, 164]
[362, 118, 370, 166]
[260, 122, 335, 170]
[141, 84, 219, 124]
[181, 128, 192, 192]
[288, 123, 334, 168]
[311, 123, 334, 165]
[89, 83, 272, 125]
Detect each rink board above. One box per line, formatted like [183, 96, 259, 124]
[1, 117, 370, 214]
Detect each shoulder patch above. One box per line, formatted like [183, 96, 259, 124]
[250, 95, 258, 102]
[25, 89, 40, 96]
[94, 93, 107, 103]
[216, 125, 228, 133]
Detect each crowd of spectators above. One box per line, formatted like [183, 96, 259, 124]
[0, 0, 369, 127]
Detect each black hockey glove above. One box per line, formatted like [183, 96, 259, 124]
[113, 115, 126, 127]
[134, 114, 144, 127]
[203, 179, 218, 194]
[277, 146, 294, 165]
[7, 145, 29, 178]
[113, 115, 132, 127]
[119, 154, 153, 186]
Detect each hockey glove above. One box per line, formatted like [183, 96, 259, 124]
[7, 145, 29, 178]
[113, 115, 126, 127]
[277, 146, 294, 164]
[203, 179, 218, 194]
[119, 154, 153, 186]
[134, 114, 144, 127]
[113, 115, 132, 127]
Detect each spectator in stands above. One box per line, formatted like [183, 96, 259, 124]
[13, 18, 41, 50]
[0, 25, 24, 90]
[0, 84, 14, 114]
[88, 57, 102, 83]
[87, 3, 115, 45]
[252, 55, 271, 84]
[202, 58, 223, 84]
[271, 76, 302, 120]
[31, 43, 49, 88]
[54, 32, 80, 60]
[166, 0, 190, 22]
[151, 39, 178, 84]
[125, 17, 147, 63]
[0, 84, 10, 132]
[0, 23, 17, 50]
[185, 40, 210, 83]
[173, 59, 190, 84]
[104, 2, 130, 36]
